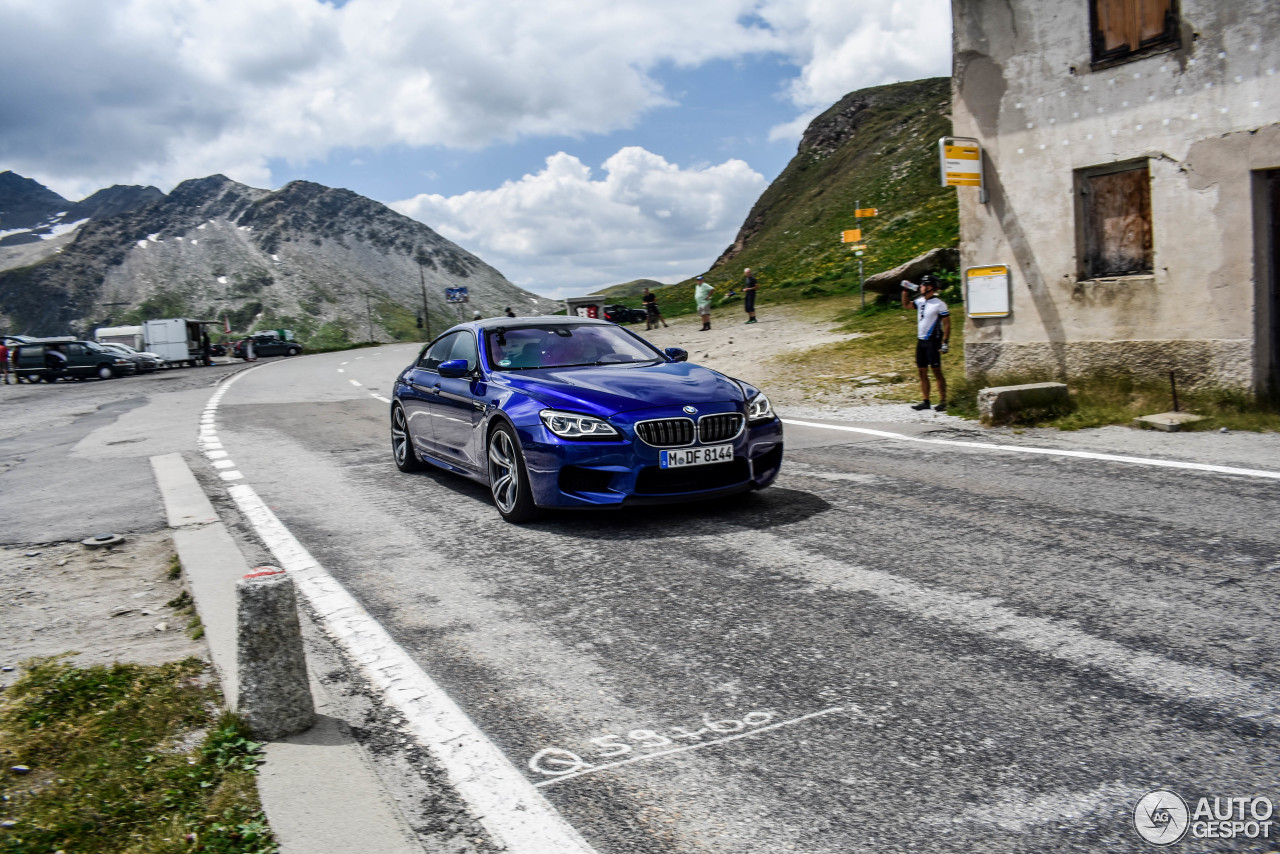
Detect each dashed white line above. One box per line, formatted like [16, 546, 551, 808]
[349, 379, 362, 387]
[781, 419, 1280, 480]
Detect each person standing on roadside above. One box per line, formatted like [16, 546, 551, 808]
[694, 276, 714, 331]
[742, 268, 759, 324]
[0, 340, 9, 384]
[901, 274, 950, 411]
[642, 287, 668, 330]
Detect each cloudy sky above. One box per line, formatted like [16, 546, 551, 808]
[0, 0, 950, 297]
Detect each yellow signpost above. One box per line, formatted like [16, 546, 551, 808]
[855, 208, 878, 218]
[841, 229, 862, 243]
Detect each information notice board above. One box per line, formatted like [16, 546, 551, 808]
[965, 265, 1011, 317]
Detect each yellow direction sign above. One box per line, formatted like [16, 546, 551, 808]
[855, 208, 878, 218]
[841, 229, 862, 243]
[847, 244, 867, 251]
[939, 137, 984, 188]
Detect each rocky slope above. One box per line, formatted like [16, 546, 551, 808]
[598, 77, 960, 316]
[0, 173, 555, 342]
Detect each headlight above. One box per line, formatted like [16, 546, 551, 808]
[539, 409, 620, 440]
[747, 393, 774, 423]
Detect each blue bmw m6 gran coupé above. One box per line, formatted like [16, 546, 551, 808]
[390, 316, 783, 522]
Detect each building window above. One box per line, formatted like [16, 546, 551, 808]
[1078, 161, 1153, 279]
[1090, 0, 1180, 67]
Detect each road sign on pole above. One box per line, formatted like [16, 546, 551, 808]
[855, 208, 878, 218]
[841, 229, 862, 243]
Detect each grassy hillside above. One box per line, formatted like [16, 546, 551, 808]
[601, 77, 958, 317]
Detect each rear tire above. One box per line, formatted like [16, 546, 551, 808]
[487, 423, 538, 523]
[391, 404, 426, 472]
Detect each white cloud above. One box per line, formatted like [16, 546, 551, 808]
[759, 0, 951, 139]
[0, 0, 950, 195]
[393, 147, 766, 297]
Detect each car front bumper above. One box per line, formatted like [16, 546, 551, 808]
[516, 408, 783, 509]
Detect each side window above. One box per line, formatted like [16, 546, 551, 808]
[1090, 0, 1179, 68]
[417, 333, 458, 371]
[449, 333, 479, 372]
[1077, 161, 1153, 279]
[68, 343, 85, 357]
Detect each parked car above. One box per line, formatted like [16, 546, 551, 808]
[209, 343, 228, 357]
[99, 342, 163, 373]
[602, 304, 648, 324]
[12, 339, 137, 382]
[232, 336, 302, 358]
[390, 317, 783, 522]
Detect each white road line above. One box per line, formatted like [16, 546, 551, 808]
[227, 485, 597, 853]
[370, 394, 391, 404]
[204, 363, 597, 854]
[781, 418, 1280, 480]
[534, 706, 851, 788]
[349, 379, 362, 387]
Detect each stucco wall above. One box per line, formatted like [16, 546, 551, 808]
[952, 0, 1280, 389]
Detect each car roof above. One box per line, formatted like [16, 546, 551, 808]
[470, 316, 613, 331]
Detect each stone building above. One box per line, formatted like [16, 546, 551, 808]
[951, 0, 1280, 392]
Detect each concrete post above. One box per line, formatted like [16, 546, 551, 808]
[236, 567, 315, 740]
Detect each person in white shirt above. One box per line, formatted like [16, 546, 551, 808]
[901, 274, 951, 411]
[694, 276, 714, 331]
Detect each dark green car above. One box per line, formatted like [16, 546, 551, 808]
[12, 339, 137, 382]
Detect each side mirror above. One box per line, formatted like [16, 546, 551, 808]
[664, 347, 688, 363]
[438, 359, 471, 378]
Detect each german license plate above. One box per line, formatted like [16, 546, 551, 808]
[660, 443, 734, 468]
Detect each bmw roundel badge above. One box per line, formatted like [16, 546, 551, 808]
[683, 405, 698, 414]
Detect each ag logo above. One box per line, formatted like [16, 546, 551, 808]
[1135, 790, 1189, 845]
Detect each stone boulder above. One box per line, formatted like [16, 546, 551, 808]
[862, 247, 960, 297]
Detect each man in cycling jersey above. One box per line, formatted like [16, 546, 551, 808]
[901, 274, 951, 412]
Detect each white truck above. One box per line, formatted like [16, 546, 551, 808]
[95, 318, 209, 366]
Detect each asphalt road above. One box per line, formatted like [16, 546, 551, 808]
[4, 347, 1278, 853]
[206, 346, 1279, 854]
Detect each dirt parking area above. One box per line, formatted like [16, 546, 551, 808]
[0, 530, 206, 689]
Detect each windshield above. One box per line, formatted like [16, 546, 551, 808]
[486, 324, 663, 370]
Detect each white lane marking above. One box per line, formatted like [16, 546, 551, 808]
[205, 450, 228, 460]
[349, 379, 362, 387]
[203, 362, 597, 854]
[734, 530, 1280, 727]
[371, 394, 391, 404]
[211, 459, 235, 469]
[781, 419, 1280, 480]
[337, 368, 345, 373]
[227, 485, 598, 853]
[533, 706, 850, 788]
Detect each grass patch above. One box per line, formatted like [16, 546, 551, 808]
[0, 657, 275, 853]
[166, 554, 182, 581]
[765, 295, 965, 401]
[946, 373, 1280, 431]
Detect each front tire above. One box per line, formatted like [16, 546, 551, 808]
[97, 365, 114, 380]
[487, 423, 538, 523]
[391, 404, 426, 472]
[287, 347, 300, 356]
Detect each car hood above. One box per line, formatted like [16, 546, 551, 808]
[498, 361, 744, 416]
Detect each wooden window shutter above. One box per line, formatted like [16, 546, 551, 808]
[1083, 166, 1153, 278]
[1092, 0, 1175, 60]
